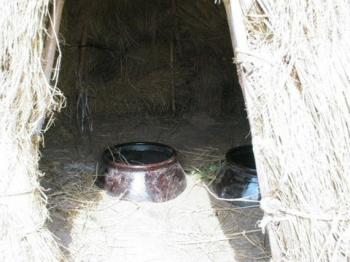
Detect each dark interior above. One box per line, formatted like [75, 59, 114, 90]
[58, 0, 243, 124]
[45, 0, 251, 167]
[226, 145, 256, 170]
[103, 142, 175, 165]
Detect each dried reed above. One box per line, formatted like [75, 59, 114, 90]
[225, 0, 350, 260]
[0, 0, 64, 261]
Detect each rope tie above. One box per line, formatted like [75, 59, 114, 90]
[260, 197, 350, 224]
[0, 190, 35, 198]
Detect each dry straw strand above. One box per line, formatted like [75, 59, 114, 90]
[230, 0, 350, 260]
[0, 0, 64, 261]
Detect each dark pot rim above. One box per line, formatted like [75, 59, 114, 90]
[102, 142, 177, 171]
[225, 145, 257, 174]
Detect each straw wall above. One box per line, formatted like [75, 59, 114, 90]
[0, 1, 63, 261]
[225, 0, 350, 260]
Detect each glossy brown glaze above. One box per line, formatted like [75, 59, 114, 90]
[102, 142, 186, 202]
[212, 145, 260, 207]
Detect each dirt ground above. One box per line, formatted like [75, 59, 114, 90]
[40, 113, 271, 261]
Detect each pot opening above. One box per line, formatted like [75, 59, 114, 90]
[226, 145, 256, 171]
[103, 142, 176, 166]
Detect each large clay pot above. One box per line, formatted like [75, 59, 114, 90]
[101, 142, 186, 202]
[212, 145, 260, 207]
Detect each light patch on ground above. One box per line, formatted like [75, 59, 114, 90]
[62, 176, 267, 261]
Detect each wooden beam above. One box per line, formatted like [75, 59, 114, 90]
[34, 0, 65, 136]
[43, 0, 65, 81]
[222, 0, 282, 260]
[170, 0, 177, 115]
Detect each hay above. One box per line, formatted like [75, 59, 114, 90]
[225, 0, 350, 260]
[0, 0, 64, 261]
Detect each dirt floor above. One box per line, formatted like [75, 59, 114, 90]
[40, 113, 271, 261]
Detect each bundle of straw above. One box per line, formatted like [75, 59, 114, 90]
[0, 0, 64, 261]
[224, 0, 350, 260]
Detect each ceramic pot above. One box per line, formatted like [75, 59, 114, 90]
[101, 142, 186, 202]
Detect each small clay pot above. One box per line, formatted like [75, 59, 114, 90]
[101, 142, 186, 202]
[212, 145, 260, 207]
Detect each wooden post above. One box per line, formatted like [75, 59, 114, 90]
[222, 0, 282, 260]
[77, 20, 89, 89]
[170, 0, 177, 115]
[43, 0, 65, 81]
[34, 0, 65, 136]
[170, 39, 176, 115]
[76, 13, 90, 134]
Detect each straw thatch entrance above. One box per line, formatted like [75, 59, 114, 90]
[39, 0, 271, 261]
[2, 0, 350, 261]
